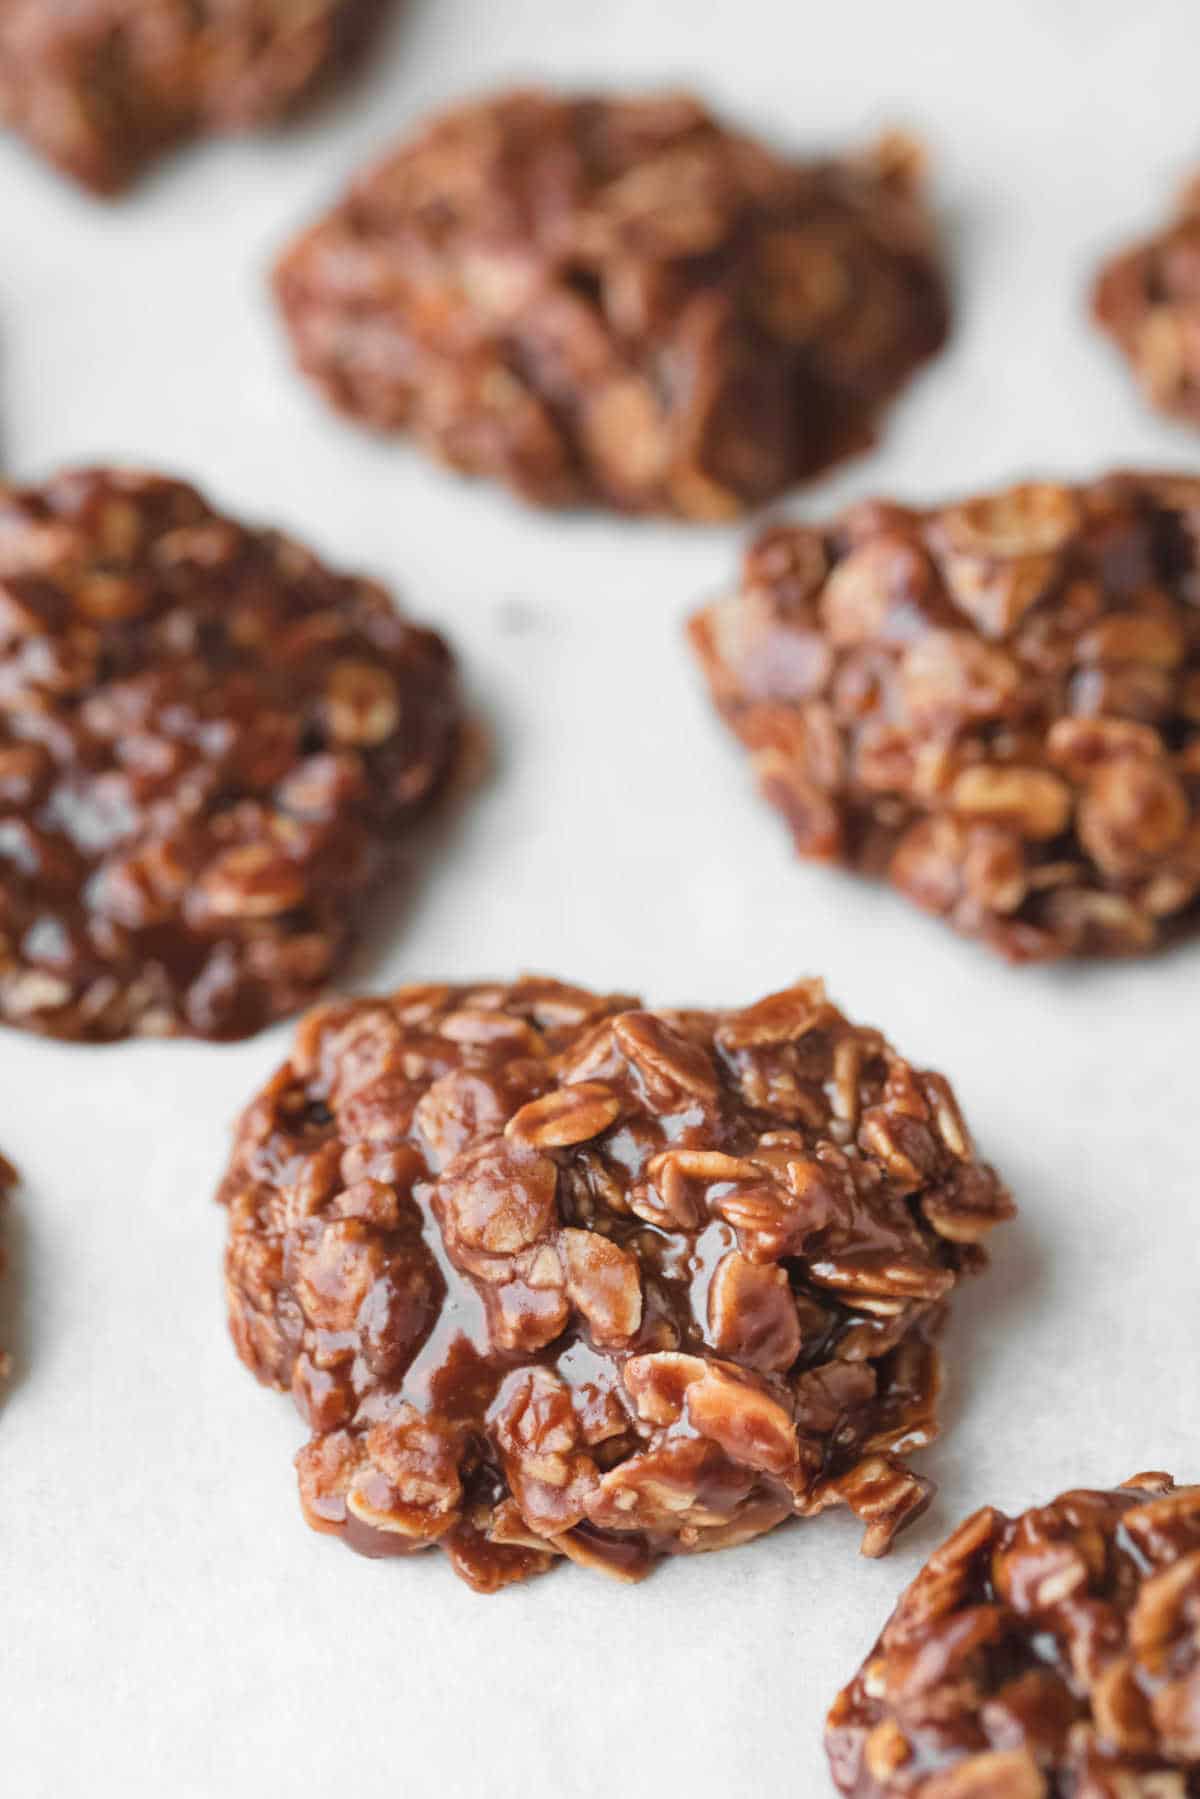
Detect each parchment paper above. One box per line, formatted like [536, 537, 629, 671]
[2, 3, 1197, 1792]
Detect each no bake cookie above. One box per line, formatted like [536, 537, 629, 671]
[1093, 175, 1200, 428]
[827, 1472, 1200, 1796]
[218, 975, 1012, 1591]
[0, 0, 386, 194]
[690, 474, 1200, 959]
[0, 468, 460, 1041]
[273, 88, 949, 518]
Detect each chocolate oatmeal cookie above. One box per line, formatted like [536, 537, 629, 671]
[690, 474, 1200, 960]
[217, 976, 1013, 1592]
[0, 468, 460, 1041]
[0, 0, 386, 194]
[827, 1472, 1200, 1797]
[273, 89, 949, 519]
[1093, 175, 1200, 428]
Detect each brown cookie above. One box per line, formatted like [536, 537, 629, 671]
[0, 0, 387, 194]
[217, 975, 1013, 1593]
[827, 1472, 1200, 1797]
[690, 474, 1200, 961]
[273, 89, 949, 519]
[0, 468, 461, 1041]
[1093, 174, 1200, 427]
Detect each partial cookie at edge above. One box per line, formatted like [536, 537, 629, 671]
[689, 473, 1200, 960]
[0, 0, 389, 194]
[827, 1472, 1200, 1796]
[0, 468, 461, 1041]
[1093, 173, 1200, 427]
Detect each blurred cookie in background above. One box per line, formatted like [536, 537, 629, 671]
[0, 0, 391, 195]
[1093, 169, 1200, 427]
[274, 89, 950, 519]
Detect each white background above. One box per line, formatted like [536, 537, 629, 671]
[2, 2, 1198, 1793]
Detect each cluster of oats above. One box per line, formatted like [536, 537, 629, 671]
[274, 89, 949, 518]
[691, 473, 1200, 960]
[0, 469, 460, 1041]
[217, 975, 1012, 1592]
[827, 1473, 1200, 1797]
[0, 0, 384, 193]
